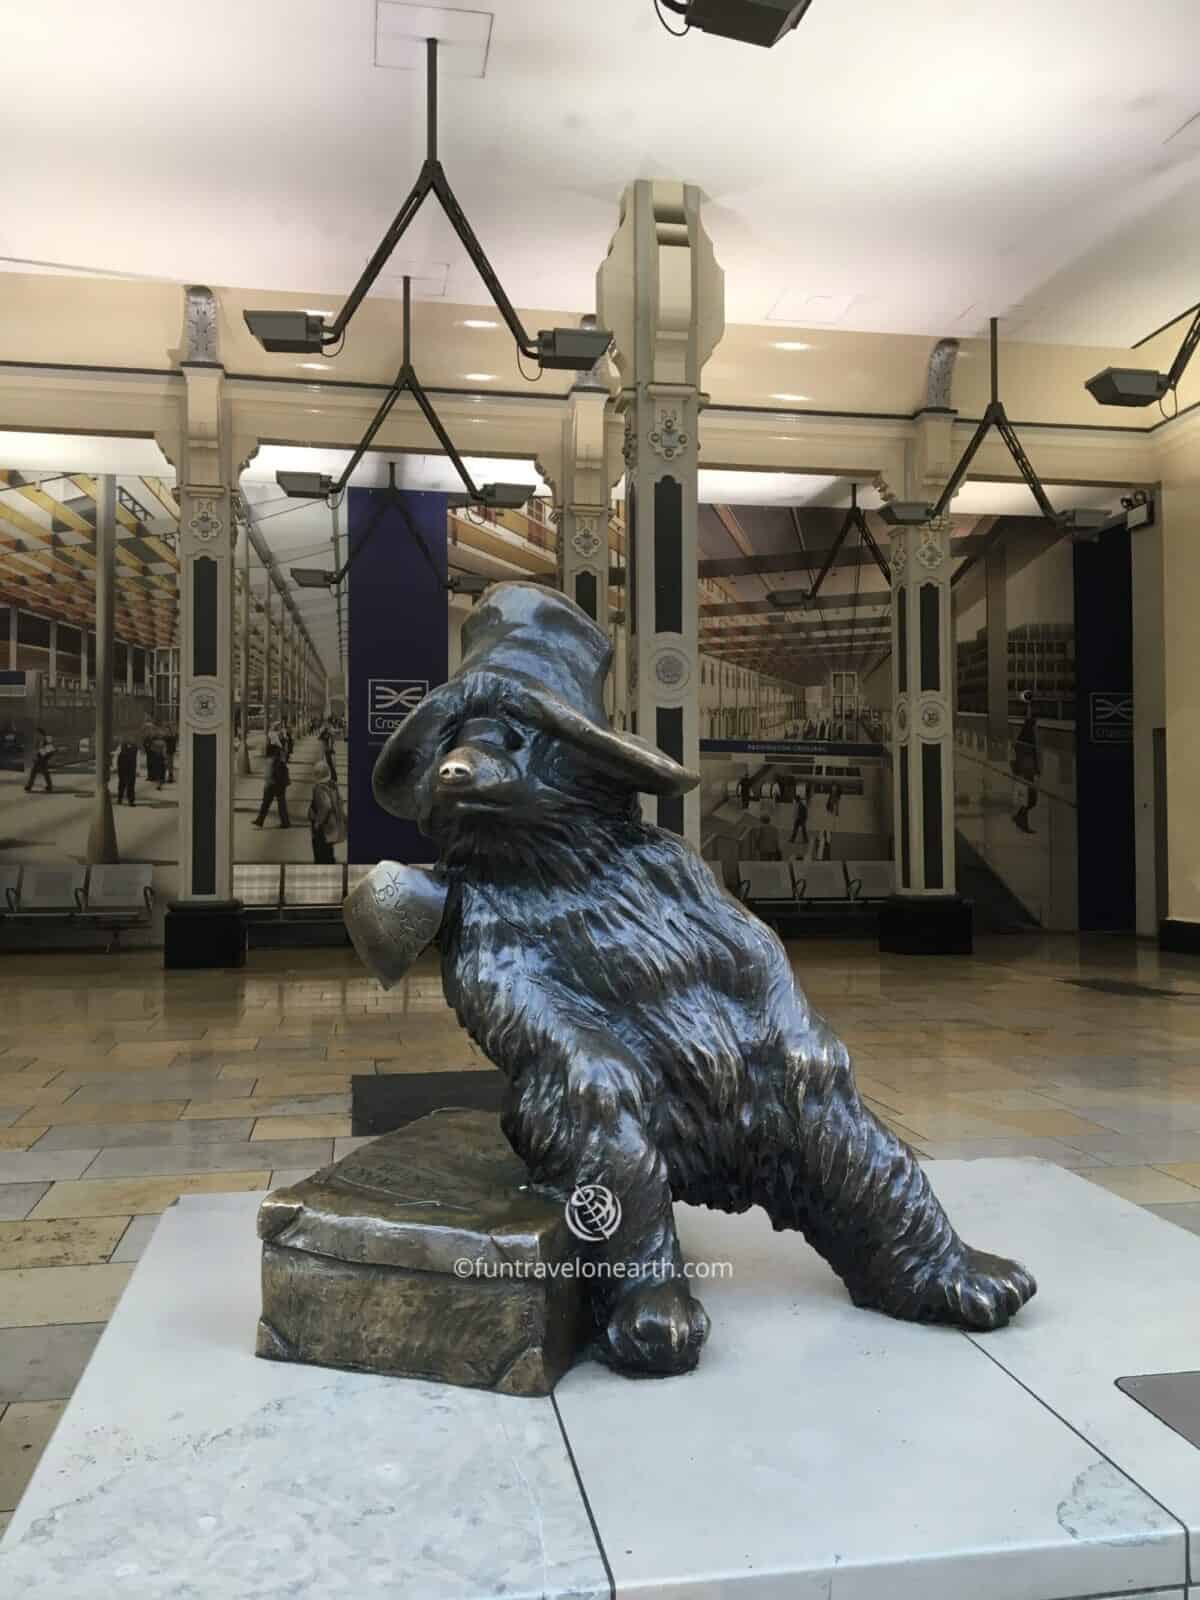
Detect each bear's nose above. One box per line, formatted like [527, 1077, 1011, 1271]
[438, 754, 475, 786]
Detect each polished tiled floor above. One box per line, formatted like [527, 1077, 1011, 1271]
[4, 931, 1200, 1529]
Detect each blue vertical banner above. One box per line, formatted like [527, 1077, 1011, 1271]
[348, 488, 448, 864]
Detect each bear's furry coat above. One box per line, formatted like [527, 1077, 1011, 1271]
[371, 582, 1035, 1376]
[427, 729, 1034, 1374]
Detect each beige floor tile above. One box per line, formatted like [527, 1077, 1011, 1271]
[0, 1401, 66, 1511]
[325, 1041, 413, 1060]
[250, 1115, 352, 1142]
[215, 1069, 357, 1092]
[0, 1080, 71, 1107]
[0, 1217, 127, 1268]
[269, 1167, 321, 1189]
[28, 1171, 271, 1220]
[181, 1095, 348, 1121]
[866, 1109, 1015, 1141]
[981, 1109, 1111, 1138]
[944, 1090, 1076, 1112]
[22, 1052, 117, 1072]
[1152, 1162, 1200, 1190]
[0, 1129, 48, 1152]
[14, 1100, 186, 1128]
[1080, 1166, 1200, 1204]
[0, 1264, 133, 1327]
[0, 1071, 66, 1092]
[107, 1044, 199, 1067]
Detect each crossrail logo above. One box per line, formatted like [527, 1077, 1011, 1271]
[564, 1183, 622, 1242]
[367, 678, 429, 740]
[1089, 691, 1134, 744]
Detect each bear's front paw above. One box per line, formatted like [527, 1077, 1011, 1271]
[599, 1280, 711, 1377]
[934, 1246, 1037, 1330]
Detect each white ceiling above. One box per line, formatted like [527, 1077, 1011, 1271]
[4, 1, 1200, 342]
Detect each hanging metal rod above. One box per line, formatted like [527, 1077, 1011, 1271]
[242, 40, 611, 373]
[804, 484, 892, 602]
[881, 319, 1108, 534]
[274, 278, 531, 511]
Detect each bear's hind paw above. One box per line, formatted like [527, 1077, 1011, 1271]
[934, 1247, 1037, 1330]
[599, 1280, 711, 1378]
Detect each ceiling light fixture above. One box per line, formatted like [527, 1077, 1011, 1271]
[243, 39, 611, 372]
[879, 318, 1103, 533]
[462, 319, 498, 330]
[773, 341, 813, 352]
[275, 277, 529, 512]
[771, 392, 811, 403]
[1085, 302, 1200, 409]
[463, 373, 495, 382]
[656, 0, 816, 46]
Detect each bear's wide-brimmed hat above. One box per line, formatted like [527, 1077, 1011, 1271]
[372, 581, 699, 820]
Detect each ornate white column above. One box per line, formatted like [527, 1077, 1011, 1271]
[263, 580, 274, 736]
[597, 180, 724, 844]
[283, 609, 294, 726]
[86, 474, 118, 864]
[549, 322, 616, 630]
[880, 349, 971, 953]
[158, 286, 247, 967]
[238, 519, 252, 776]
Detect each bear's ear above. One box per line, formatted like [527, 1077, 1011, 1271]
[372, 737, 423, 821]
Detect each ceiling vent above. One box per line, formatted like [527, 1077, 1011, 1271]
[373, 258, 450, 298]
[375, 3, 493, 77]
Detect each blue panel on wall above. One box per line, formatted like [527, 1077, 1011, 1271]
[347, 489, 448, 865]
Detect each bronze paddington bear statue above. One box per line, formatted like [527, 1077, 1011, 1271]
[347, 581, 1035, 1378]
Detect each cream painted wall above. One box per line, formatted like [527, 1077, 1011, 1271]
[0, 270, 1163, 427]
[1132, 520, 1165, 937]
[1158, 426, 1200, 926]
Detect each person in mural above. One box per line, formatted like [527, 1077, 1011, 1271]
[790, 789, 810, 847]
[746, 807, 783, 861]
[736, 772, 753, 810]
[318, 719, 337, 782]
[253, 743, 292, 829]
[1011, 691, 1041, 834]
[308, 760, 345, 864]
[149, 730, 167, 790]
[24, 727, 56, 793]
[116, 739, 138, 806]
[826, 781, 843, 818]
[164, 727, 178, 783]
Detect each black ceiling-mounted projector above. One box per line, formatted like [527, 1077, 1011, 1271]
[678, 0, 815, 46]
[1086, 305, 1200, 409]
[1084, 368, 1170, 408]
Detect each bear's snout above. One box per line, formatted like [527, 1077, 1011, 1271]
[438, 753, 475, 787]
[433, 741, 519, 807]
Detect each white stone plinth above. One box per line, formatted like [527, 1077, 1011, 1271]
[0, 1193, 608, 1600]
[3, 1162, 1199, 1599]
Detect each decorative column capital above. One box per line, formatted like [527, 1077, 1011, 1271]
[597, 179, 725, 395]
